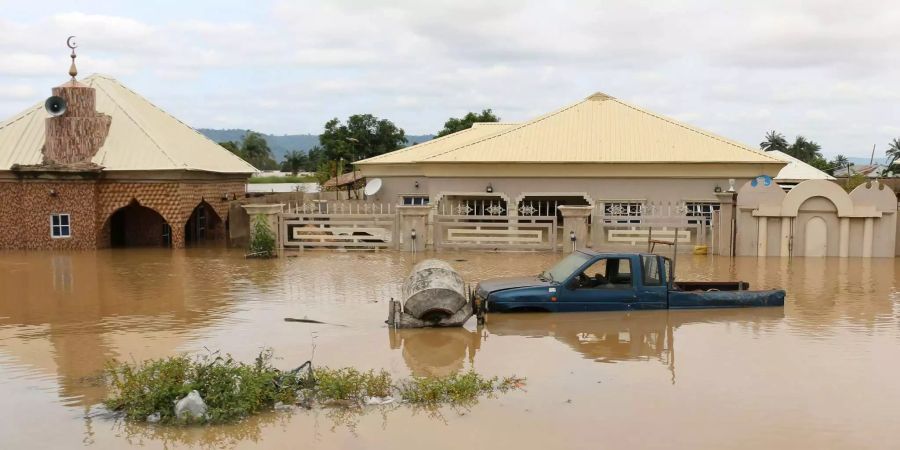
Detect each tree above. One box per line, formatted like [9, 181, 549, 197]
[318, 114, 407, 162]
[219, 132, 278, 170]
[241, 131, 278, 170]
[829, 154, 850, 176]
[281, 150, 308, 175]
[785, 135, 823, 163]
[882, 138, 900, 177]
[759, 130, 788, 152]
[436, 109, 500, 138]
[219, 140, 241, 156]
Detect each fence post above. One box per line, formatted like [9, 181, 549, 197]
[397, 205, 431, 252]
[241, 203, 285, 254]
[558, 205, 594, 254]
[715, 192, 736, 256]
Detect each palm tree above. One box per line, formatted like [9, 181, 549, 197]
[787, 136, 822, 163]
[760, 130, 788, 152]
[882, 138, 900, 177]
[829, 154, 850, 176]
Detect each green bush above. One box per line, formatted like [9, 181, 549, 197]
[104, 350, 309, 425]
[104, 350, 524, 426]
[398, 371, 521, 406]
[248, 214, 276, 258]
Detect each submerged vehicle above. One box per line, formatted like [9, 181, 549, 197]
[474, 251, 785, 313]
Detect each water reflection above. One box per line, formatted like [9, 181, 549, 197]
[388, 328, 482, 377]
[393, 309, 784, 383]
[0, 250, 244, 406]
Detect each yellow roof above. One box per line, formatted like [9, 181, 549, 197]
[360, 122, 519, 164]
[358, 92, 782, 166]
[0, 75, 256, 174]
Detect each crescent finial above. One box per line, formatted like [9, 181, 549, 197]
[67, 36, 77, 50]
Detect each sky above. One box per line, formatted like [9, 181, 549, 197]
[0, 0, 897, 158]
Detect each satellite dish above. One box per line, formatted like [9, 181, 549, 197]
[45, 96, 67, 117]
[364, 178, 383, 196]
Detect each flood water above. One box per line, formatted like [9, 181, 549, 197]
[0, 248, 898, 449]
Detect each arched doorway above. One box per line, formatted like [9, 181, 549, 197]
[184, 201, 223, 245]
[107, 201, 172, 248]
[804, 216, 828, 257]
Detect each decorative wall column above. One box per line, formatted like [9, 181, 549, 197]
[715, 192, 736, 256]
[780, 218, 791, 257]
[242, 204, 284, 252]
[398, 205, 431, 252]
[839, 218, 850, 258]
[558, 205, 593, 254]
[757, 216, 768, 257]
[863, 217, 874, 258]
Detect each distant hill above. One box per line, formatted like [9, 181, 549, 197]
[198, 128, 434, 161]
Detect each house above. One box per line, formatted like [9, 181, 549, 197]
[0, 60, 255, 249]
[356, 91, 785, 223]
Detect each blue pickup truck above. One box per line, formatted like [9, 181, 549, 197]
[474, 251, 785, 313]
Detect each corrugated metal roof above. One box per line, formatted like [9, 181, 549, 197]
[767, 150, 835, 181]
[0, 74, 257, 174]
[358, 122, 519, 164]
[358, 92, 782, 166]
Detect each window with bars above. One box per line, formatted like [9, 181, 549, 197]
[602, 201, 643, 224]
[402, 195, 430, 206]
[50, 214, 71, 238]
[684, 202, 720, 226]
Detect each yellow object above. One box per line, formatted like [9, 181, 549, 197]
[693, 245, 708, 255]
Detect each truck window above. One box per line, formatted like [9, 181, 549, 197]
[574, 257, 632, 289]
[642, 255, 662, 286]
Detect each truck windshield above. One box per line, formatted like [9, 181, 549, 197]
[541, 252, 591, 283]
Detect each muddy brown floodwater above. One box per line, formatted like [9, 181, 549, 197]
[0, 249, 898, 449]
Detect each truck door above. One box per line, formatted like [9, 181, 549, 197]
[560, 256, 638, 311]
[634, 255, 668, 310]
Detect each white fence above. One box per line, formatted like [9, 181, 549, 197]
[433, 199, 558, 251]
[280, 202, 397, 250]
[591, 201, 714, 249]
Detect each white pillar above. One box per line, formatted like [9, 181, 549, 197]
[862, 217, 874, 258]
[780, 218, 791, 257]
[839, 217, 850, 258]
[757, 216, 768, 257]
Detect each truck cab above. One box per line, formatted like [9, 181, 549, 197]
[476, 250, 784, 313]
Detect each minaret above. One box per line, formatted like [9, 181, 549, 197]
[42, 37, 111, 166]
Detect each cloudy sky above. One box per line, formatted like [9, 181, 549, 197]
[0, 0, 897, 158]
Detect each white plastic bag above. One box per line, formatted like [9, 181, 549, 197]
[174, 390, 208, 421]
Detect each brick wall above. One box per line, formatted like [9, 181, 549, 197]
[0, 178, 246, 250]
[0, 181, 99, 250]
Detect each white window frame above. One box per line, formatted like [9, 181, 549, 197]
[400, 194, 430, 206]
[50, 213, 71, 239]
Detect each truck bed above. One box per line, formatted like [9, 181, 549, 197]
[668, 289, 785, 308]
[674, 281, 749, 291]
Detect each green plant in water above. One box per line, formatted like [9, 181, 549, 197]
[104, 349, 309, 425]
[104, 350, 524, 426]
[248, 214, 276, 258]
[398, 371, 522, 406]
[312, 367, 392, 405]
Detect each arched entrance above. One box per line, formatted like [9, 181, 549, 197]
[804, 216, 828, 257]
[184, 201, 223, 245]
[107, 201, 172, 248]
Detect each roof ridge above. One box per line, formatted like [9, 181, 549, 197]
[609, 97, 782, 163]
[361, 125, 499, 163]
[422, 100, 588, 161]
